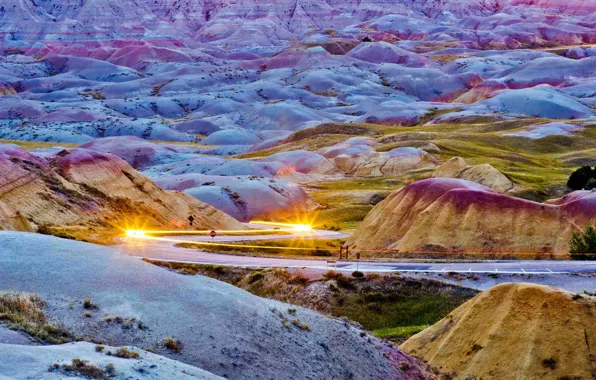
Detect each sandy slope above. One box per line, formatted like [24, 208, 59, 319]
[401, 283, 596, 380]
[0, 232, 430, 380]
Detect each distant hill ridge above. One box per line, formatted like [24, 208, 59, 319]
[1, 0, 594, 43]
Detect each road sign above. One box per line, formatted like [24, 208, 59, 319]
[210, 230, 216, 238]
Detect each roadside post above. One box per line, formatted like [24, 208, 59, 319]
[356, 252, 361, 271]
[210, 230, 216, 243]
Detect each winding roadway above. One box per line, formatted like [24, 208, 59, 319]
[116, 224, 596, 275]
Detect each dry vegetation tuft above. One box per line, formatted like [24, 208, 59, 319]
[0, 292, 71, 344]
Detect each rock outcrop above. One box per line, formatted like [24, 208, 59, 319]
[433, 157, 514, 193]
[347, 178, 596, 256]
[401, 283, 596, 380]
[0, 144, 243, 231]
[318, 139, 437, 177]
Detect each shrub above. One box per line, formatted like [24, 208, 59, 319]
[113, 347, 140, 359]
[569, 223, 596, 260]
[335, 274, 355, 289]
[567, 166, 595, 190]
[83, 298, 98, 310]
[323, 270, 340, 279]
[352, 271, 365, 278]
[164, 337, 183, 353]
[585, 178, 596, 190]
[104, 363, 115, 377]
[248, 272, 265, 284]
[48, 359, 107, 379]
[95, 345, 105, 352]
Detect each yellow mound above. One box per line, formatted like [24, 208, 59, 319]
[401, 283, 596, 380]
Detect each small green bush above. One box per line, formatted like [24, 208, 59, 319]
[352, 271, 365, 278]
[585, 178, 596, 190]
[570, 223, 596, 260]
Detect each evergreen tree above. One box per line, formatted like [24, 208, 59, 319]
[569, 223, 596, 260]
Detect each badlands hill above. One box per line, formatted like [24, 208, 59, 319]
[401, 283, 596, 380]
[347, 178, 596, 256]
[0, 143, 243, 232]
[0, 232, 431, 380]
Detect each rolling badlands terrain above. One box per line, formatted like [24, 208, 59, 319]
[0, 0, 595, 236]
[0, 1, 595, 380]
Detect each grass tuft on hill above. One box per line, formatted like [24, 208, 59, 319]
[0, 292, 72, 344]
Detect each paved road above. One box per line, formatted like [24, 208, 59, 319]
[117, 227, 596, 275]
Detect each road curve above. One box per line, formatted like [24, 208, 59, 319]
[116, 227, 596, 275]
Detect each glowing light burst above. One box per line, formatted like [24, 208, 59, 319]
[126, 230, 147, 239]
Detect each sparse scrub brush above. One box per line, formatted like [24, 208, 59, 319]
[113, 347, 140, 359]
[164, 337, 183, 353]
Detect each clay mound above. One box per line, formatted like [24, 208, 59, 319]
[433, 157, 514, 193]
[401, 283, 596, 380]
[347, 178, 596, 255]
[0, 144, 243, 231]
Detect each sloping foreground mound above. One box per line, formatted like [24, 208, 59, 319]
[0, 144, 243, 231]
[401, 283, 596, 380]
[0, 342, 221, 379]
[347, 178, 596, 256]
[0, 232, 432, 380]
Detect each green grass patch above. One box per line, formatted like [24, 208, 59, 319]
[373, 325, 428, 340]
